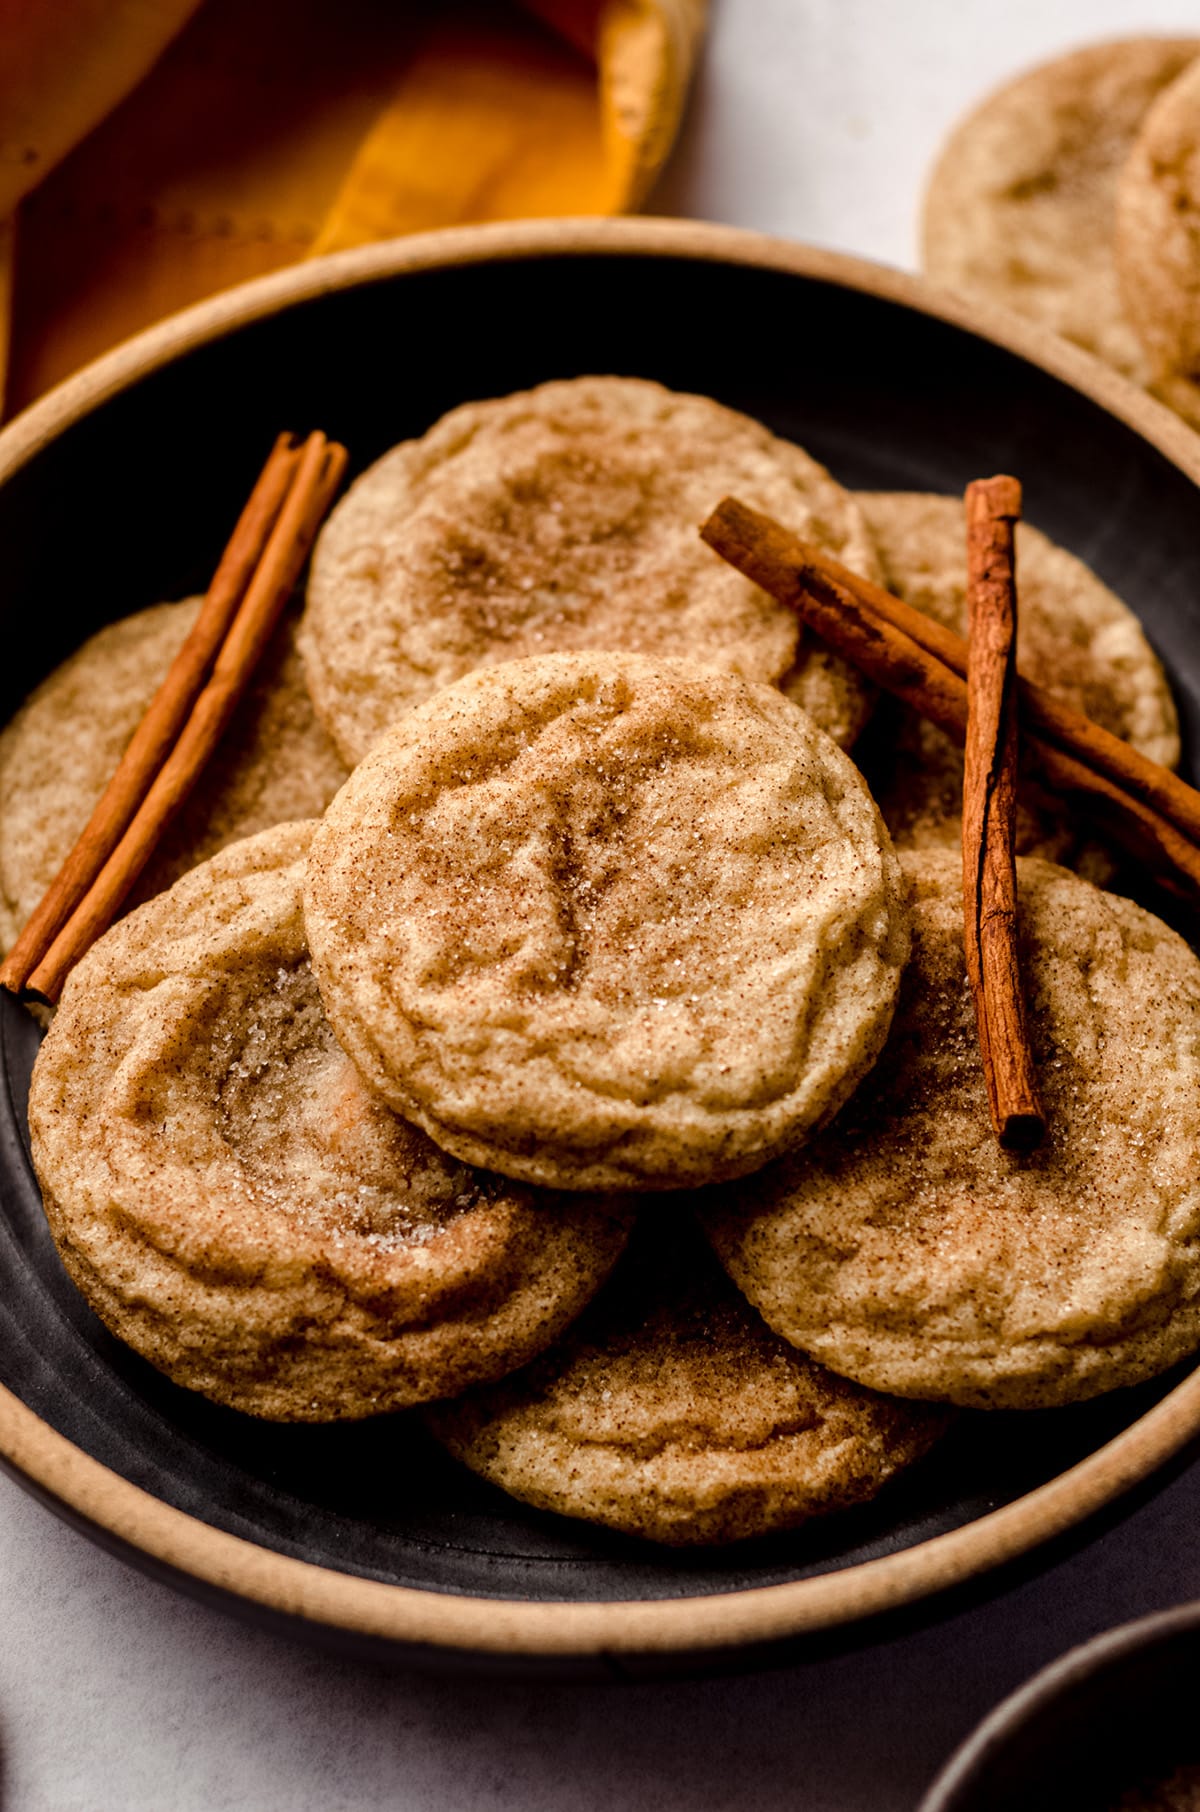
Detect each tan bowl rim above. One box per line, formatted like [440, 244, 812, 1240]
[2, 215, 1200, 1660]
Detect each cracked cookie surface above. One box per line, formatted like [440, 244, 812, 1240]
[427, 1220, 948, 1545]
[299, 375, 877, 763]
[29, 822, 632, 1420]
[305, 652, 909, 1192]
[922, 38, 1200, 379]
[703, 850, 1200, 1410]
[1117, 54, 1200, 425]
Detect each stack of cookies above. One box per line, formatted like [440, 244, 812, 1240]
[15, 377, 1200, 1546]
[923, 37, 1200, 426]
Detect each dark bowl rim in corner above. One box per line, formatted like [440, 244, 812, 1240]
[917, 1598, 1200, 1811]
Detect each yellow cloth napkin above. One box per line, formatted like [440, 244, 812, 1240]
[0, 0, 704, 416]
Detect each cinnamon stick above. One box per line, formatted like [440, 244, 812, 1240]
[961, 477, 1043, 1150]
[702, 496, 1200, 848]
[0, 434, 304, 998]
[700, 498, 1200, 905]
[6, 430, 348, 1006]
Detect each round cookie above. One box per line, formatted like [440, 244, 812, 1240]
[28, 822, 632, 1421]
[298, 375, 877, 764]
[427, 1220, 948, 1546]
[703, 849, 1200, 1412]
[0, 600, 348, 954]
[855, 493, 1179, 877]
[304, 651, 909, 1194]
[923, 38, 1200, 380]
[1116, 56, 1200, 427]
[776, 636, 874, 755]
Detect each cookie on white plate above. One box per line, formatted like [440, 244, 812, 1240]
[923, 38, 1200, 378]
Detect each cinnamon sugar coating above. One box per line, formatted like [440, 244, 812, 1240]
[703, 850, 1200, 1410]
[305, 652, 909, 1193]
[857, 493, 1179, 881]
[0, 599, 348, 954]
[298, 375, 877, 763]
[1116, 56, 1200, 427]
[28, 823, 631, 1420]
[922, 38, 1200, 380]
[427, 1221, 948, 1546]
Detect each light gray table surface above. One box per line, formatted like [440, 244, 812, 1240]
[6, 3, 1200, 1807]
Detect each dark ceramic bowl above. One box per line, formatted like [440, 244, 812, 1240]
[4, 218, 1200, 1675]
[920, 1600, 1200, 1811]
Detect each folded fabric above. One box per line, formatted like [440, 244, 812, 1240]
[0, 0, 705, 415]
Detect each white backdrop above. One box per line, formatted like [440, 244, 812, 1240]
[5, 4, 1200, 1807]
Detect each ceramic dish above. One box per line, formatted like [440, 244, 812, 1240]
[919, 1600, 1200, 1809]
[3, 219, 1200, 1677]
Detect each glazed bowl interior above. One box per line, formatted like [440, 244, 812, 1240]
[4, 222, 1200, 1670]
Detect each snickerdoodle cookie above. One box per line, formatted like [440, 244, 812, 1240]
[304, 652, 909, 1193]
[1116, 55, 1200, 426]
[427, 1221, 948, 1545]
[703, 849, 1200, 1411]
[0, 600, 348, 954]
[923, 38, 1200, 379]
[28, 823, 631, 1420]
[856, 493, 1178, 877]
[298, 376, 877, 763]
